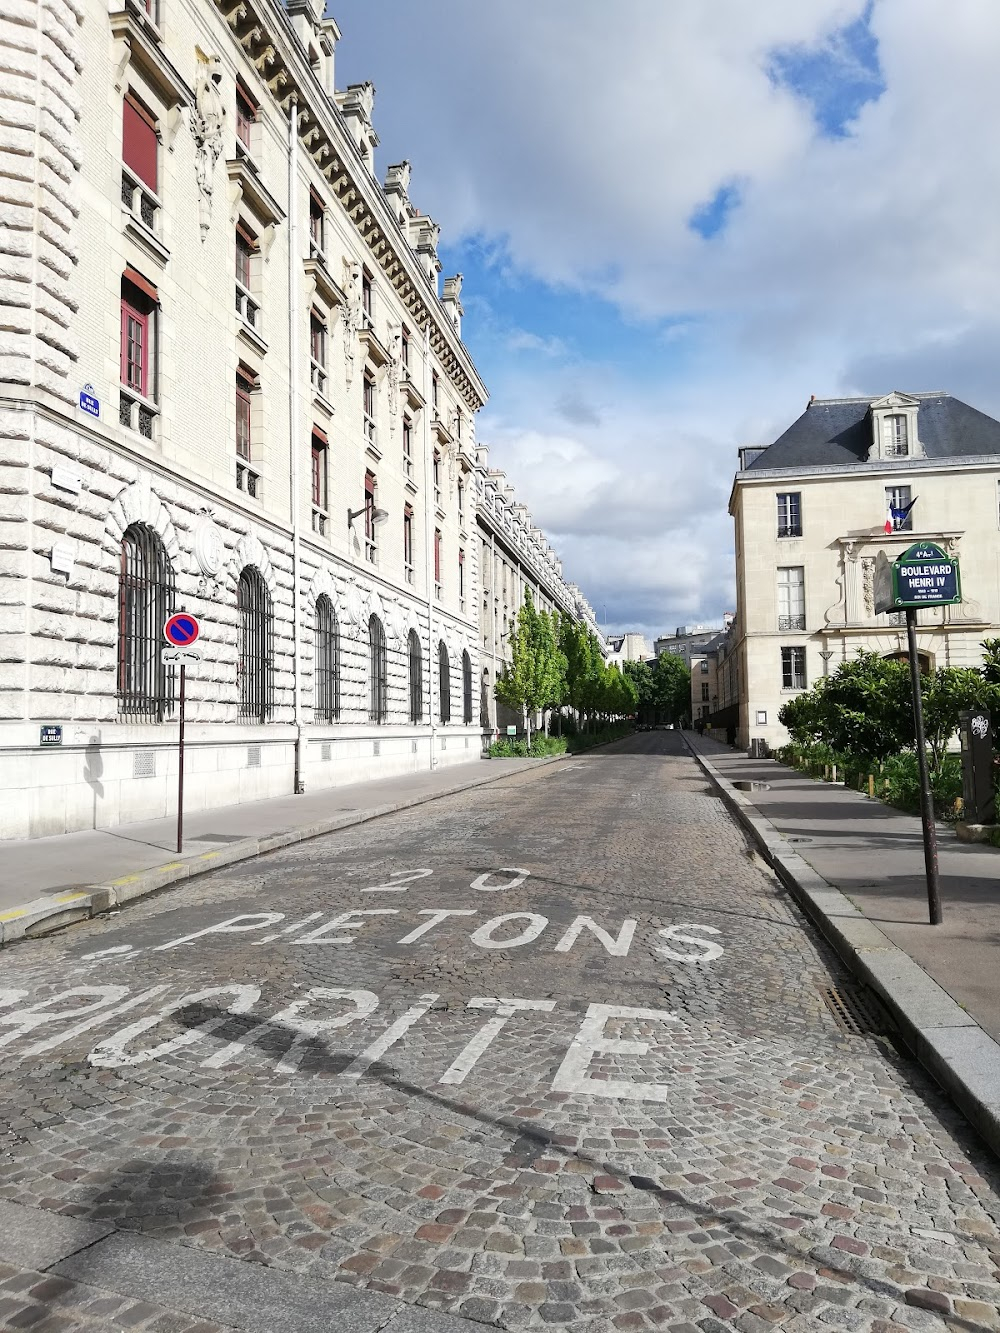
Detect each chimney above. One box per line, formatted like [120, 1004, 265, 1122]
[441, 274, 464, 336]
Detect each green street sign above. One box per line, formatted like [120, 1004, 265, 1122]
[874, 541, 961, 613]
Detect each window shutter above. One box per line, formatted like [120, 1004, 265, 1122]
[123, 96, 158, 191]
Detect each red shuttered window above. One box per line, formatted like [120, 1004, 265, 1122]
[120, 299, 148, 396]
[123, 95, 157, 192]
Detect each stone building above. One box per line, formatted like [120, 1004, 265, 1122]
[0, 0, 590, 838]
[472, 445, 600, 733]
[726, 391, 1000, 752]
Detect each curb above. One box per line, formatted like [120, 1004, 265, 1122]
[0, 755, 567, 948]
[685, 737, 1000, 1160]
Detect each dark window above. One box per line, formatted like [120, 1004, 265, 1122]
[123, 93, 157, 191]
[408, 627, 422, 723]
[361, 268, 373, 321]
[314, 594, 339, 722]
[777, 492, 801, 538]
[311, 435, 327, 508]
[402, 416, 412, 472]
[401, 325, 410, 368]
[458, 548, 465, 603]
[781, 646, 806, 690]
[369, 613, 387, 722]
[236, 85, 255, 150]
[235, 225, 254, 290]
[480, 668, 491, 728]
[403, 503, 414, 579]
[457, 479, 464, 523]
[310, 314, 326, 367]
[434, 527, 442, 594]
[236, 371, 253, 460]
[438, 640, 451, 724]
[462, 650, 473, 724]
[701, 682, 710, 701]
[238, 566, 273, 721]
[309, 192, 324, 252]
[432, 371, 439, 411]
[365, 470, 377, 562]
[117, 523, 175, 720]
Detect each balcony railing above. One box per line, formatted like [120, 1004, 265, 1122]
[310, 358, 327, 399]
[119, 387, 157, 439]
[236, 461, 260, 498]
[235, 281, 260, 331]
[777, 524, 802, 538]
[778, 614, 806, 631]
[121, 167, 160, 234]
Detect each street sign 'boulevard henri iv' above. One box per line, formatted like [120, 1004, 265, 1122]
[873, 540, 961, 613]
[873, 539, 963, 927]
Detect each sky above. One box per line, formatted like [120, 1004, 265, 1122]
[329, 0, 1000, 642]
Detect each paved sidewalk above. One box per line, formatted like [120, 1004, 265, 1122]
[0, 756, 555, 943]
[688, 735, 1000, 1045]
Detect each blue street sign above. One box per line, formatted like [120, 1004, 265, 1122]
[163, 613, 201, 647]
[79, 385, 100, 418]
[40, 725, 62, 746]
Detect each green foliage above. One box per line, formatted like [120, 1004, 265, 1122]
[495, 591, 567, 742]
[778, 685, 829, 746]
[920, 667, 995, 778]
[880, 752, 964, 818]
[624, 653, 689, 724]
[486, 724, 633, 759]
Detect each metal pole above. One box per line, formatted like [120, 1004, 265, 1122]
[176, 664, 186, 855]
[906, 608, 942, 924]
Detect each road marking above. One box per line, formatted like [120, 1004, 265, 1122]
[396, 909, 477, 944]
[89, 985, 260, 1068]
[554, 915, 637, 956]
[363, 868, 434, 893]
[552, 1003, 680, 1101]
[154, 913, 285, 951]
[470, 912, 549, 950]
[343, 993, 440, 1079]
[0, 987, 131, 1050]
[270, 988, 379, 1074]
[470, 868, 531, 893]
[438, 997, 557, 1085]
[295, 909, 398, 945]
[655, 923, 724, 962]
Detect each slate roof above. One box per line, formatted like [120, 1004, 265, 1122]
[746, 392, 1000, 471]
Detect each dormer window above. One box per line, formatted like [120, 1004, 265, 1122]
[883, 414, 908, 457]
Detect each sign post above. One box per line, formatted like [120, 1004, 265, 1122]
[874, 541, 961, 925]
[163, 613, 201, 855]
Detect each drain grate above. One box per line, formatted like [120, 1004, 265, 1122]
[819, 983, 892, 1037]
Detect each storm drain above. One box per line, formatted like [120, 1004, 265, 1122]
[819, 983, 893, 1037]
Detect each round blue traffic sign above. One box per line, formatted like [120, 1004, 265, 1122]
[163, 612, 200, 647]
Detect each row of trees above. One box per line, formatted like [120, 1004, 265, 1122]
[494, 593, 639, 742]
[779, 642, 1000, 777]
[622, 653, 691, 727]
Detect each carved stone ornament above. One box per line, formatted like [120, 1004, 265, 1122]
[386, 325, 402, 421]
[861, 558, 875, 617]
[344, 579, 365, 629]
[193, 508, 224, 577]
[190, 52, 226, 240]
[342, 260, 362, 386]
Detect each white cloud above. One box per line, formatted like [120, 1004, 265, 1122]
[331, 0, 1000, 636]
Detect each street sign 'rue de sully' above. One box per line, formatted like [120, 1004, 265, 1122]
[873, 541, 962, 614]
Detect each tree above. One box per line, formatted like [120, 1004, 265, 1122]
[778, 650, 911, 766]
[920, 667, 994, 778]
[623, 660, 654, 723]
[559, 615, 605, 731]
[495, 592, 565, 745]
[650, 652, 691, 725]
[778, 684, 828, 746]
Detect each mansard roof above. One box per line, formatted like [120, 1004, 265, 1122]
[745, 391, 1000, 471]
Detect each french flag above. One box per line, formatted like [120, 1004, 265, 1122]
[884, 504, 894, 534]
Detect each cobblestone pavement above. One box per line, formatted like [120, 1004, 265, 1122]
[1, 733, 999, 1332]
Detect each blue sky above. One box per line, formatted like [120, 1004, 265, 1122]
[329, 0, 1000, 641]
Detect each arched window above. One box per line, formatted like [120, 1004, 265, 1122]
[438, 640, 451, 724]
[462, 650, 473, 724]
[118, 523, 175, 720]
[480, 668, 491, 729]
[408, 628, 422, 724]
[238, 566, 273, 721]
[314, 595, 339, 722]
[369, 613, 387, 722]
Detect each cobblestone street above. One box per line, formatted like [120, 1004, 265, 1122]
[1, 734, 999, 1332]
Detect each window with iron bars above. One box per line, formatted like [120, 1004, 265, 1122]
[408, 627, 422, 724]
[462, 650, 473, 724]
[118, 523, 175, 721]
[438, 640, 451, 724]
[314, 594, 340, 722]
[781, 645, 807, 690]
[369, 613, 387, 722]
[238, 566, 274, 722]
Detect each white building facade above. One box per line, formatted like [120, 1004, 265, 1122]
[0, 0, 505, 838]
[727, 392, 1000, 753]
[473, 446, 601, 733]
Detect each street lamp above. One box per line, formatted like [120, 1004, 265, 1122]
[347, 504, 388, 529]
